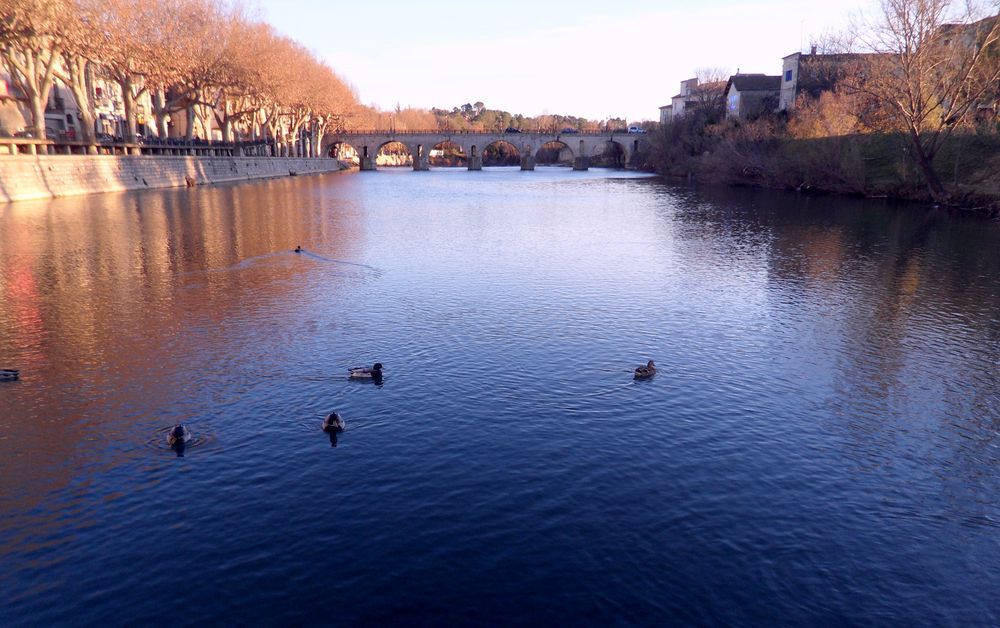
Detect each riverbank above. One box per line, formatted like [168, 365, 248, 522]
[647, 126, 1000, 216]
[0, 155, 348, 203]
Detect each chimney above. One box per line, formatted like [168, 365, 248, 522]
[810, 44, 817, 55]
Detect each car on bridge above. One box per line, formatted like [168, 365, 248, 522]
[561, 128, 579, 134]
[627, 126, 647, 134]
[504, 127, 521, 133]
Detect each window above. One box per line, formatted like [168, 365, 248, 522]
[785, 69, 793, 82]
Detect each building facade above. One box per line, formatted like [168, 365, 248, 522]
[724, 74, 781, 119]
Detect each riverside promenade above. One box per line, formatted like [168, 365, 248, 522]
[0, 139, 345, 203]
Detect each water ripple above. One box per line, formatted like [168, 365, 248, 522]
[2, 171, 1000, 625]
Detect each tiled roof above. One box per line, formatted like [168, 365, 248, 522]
[727, 74, 781, 92]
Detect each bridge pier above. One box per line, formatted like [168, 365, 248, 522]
[467, 144, 482, 171]
[573, 156, 590, 171]
[359, 146, 376, 170]
[520, 155, 535, 171]
[407, 143, 429, 171]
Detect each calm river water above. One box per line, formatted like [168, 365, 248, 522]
[2, 167, 1000, 625]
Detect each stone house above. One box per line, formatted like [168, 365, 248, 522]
[669, 78, 700, 119]
[724, 74, 781, 119]
[663, 77, 728, 122]
[779, 49, 872, 111]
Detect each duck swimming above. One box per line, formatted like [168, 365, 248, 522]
[322, 412, 345, 433]
[634, 360, 656, 379]
[167, 424, 192, 446]
[349, 363, 383, 379]
[294, 245, 302, 253]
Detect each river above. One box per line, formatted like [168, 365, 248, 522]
[2, 167, 999, 625]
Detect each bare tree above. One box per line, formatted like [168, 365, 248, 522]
[0, 0, 70, 139]
[86, 0, 159, 141]
[58, 1, 107, 144]
[850, 0, 1000, 200]
[691, 67, 729, 121]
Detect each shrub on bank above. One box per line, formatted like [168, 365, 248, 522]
[648, 113, 1000, 213]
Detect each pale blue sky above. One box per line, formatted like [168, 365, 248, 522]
[256, 0, 864, 121]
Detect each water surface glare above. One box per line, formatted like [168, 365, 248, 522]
[2, 167, 1000, 625]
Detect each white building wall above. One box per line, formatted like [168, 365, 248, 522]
[671, 95, 686, 119]
[726, 85, 740, 119]
[779, 53, 801, 111]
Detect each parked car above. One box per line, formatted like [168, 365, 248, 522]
[627, 126, 647, 134]
[505, 127, 521, 133]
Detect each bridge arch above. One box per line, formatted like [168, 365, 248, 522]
[328, 140, 358, 161]
[535, 140, 574, 166]
[591, 139, 628, 168]
[429, 139, 467, 167]
[482, 139, 521, 167]
[374, 140, 413, 167]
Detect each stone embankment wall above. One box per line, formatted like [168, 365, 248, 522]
[0, 155, 347, 203]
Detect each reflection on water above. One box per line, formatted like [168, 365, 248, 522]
[2, 169, 1000, 625]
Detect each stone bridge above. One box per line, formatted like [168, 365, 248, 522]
[323, 130, 652, 171]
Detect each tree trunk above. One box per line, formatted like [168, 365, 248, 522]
[213, 106, 234, 143]
[121, 75, 138, 142]
[264, 113, 281, 156]
[153, 89, 169, 138]
[3, 46, 58, 140]
[908, 130, 947, 202]
[315, 128, 325, 158]
[64, 56, 96, 144]
[29, 95, 46, 140]
[186, 104, 196, 140]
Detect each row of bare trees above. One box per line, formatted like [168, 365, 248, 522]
[0, 0, 358, 155]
